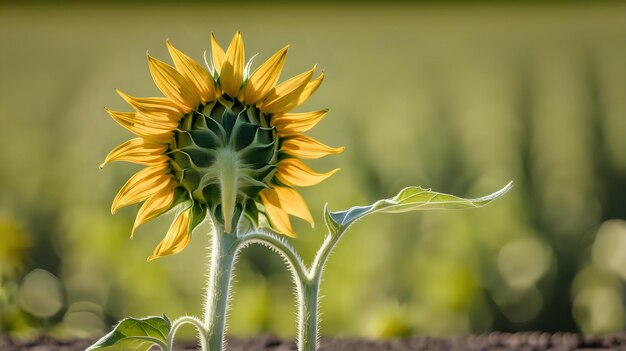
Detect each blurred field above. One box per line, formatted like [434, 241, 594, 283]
[1, 2, 626, 340]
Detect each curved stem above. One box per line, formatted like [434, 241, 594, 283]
[239, 229, 342, 351]
[200, 226, 342, 351]
[239, 230, 308, 280]
[200, 227, 307, 351]
[238, 230, 319, 350]
[167, 316, 207, 351]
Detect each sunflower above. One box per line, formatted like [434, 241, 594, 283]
[101, 32, 343, 260]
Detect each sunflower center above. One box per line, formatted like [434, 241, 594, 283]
[168, 97, 278, 221]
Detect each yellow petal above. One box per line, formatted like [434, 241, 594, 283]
[116, 90, 182, 123]
[132, 184, 175, 237]
[275, 158, 339, 187]
[106, 109, 174, 141]
[259, 188, 296, 237]
[294, 71, 324, 108]
[166, 40, 217, 104]
[100, 138, 168, 168]
[148, 207, 191, 261]
[242, 46, 288, 105]
[211, 33, 225, 73]
[272, 186, 314, 227]
[259, 67, 315, 114]
[272, 109, 328, 136]
[147, 55, 200, 112]
[281, 135, 345, 159]
[111, 163, 172, 213]
[220, 32, 245, 97]
[107, 106, 177, 129]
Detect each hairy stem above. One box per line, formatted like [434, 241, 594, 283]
[199, 227, 342, 351]
[239, 230, 308, 280]
[167, 316, 206, 351]
[238, 230, 322, 350]
[203, 224, 238, 351]
[309, 234, 338, 280]
[298, 277, 321, 351]
[299, 233, 344, 351]
[239, 230, 340, 351]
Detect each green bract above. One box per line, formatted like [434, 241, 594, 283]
[169, 98, 278, 230]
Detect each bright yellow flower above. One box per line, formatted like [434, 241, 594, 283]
[101, 32, 343, 260]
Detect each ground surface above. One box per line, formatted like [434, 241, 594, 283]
[2, 333, 626, 351]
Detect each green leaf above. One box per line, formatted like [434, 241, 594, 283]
[86, 315, 171, 351]
[325, 182, 512, 233]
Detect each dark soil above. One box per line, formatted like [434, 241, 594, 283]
[2, 332, 626, 350]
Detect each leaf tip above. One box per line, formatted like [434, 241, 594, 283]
[472, 181, 514, 205]
[493, 181, 514, 199]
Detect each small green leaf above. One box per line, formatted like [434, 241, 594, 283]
[86, 315, 171, 351]
[325, 182, 512, 232]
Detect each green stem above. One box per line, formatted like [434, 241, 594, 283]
[238, 230, 321, 351]
[167, 316, 206, 351]
[309, 234, 338, 279]
[203, 224, 238, 351]
[239, 230, 308, 280]
[199, 226, 342, 351]
[298, 277, 321, 351]
[298, 233, 342, 351]
[238, 230, 340, 351]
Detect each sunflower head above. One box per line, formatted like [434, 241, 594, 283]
[102, 32, 343, 260]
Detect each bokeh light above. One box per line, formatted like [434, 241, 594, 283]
[18, 269, 63, 319]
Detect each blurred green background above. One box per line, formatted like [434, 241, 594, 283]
[2, 1, 626, 341]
